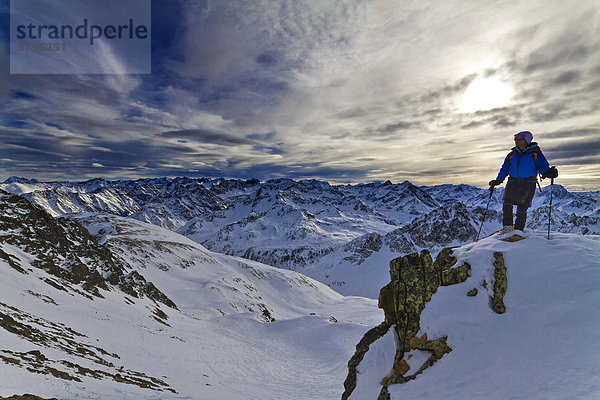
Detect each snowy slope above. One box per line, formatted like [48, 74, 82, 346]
[351, 231, 600, 399]
[74, 212, 350, 321]
[0, 193, 382, 399]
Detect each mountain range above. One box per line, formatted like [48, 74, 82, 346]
[2, 176, 598, 298]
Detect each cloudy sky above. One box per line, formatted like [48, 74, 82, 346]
[0, 0, 599, 190]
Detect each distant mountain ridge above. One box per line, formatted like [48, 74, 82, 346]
[2, 177, 598, 297]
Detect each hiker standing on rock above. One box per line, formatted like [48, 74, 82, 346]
[489, 131, 558, 233]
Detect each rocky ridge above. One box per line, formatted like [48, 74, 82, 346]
[0, 190, 181, 393]
[0, 190, 175, 308]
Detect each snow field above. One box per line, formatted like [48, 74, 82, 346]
[1, 214, 384, 399]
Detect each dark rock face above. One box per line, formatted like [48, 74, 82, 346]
[0, 190, 175, 308]
[399, 202, 502, 248]
[343, 233, 383, 265]
[382, 251, 441, 339]
[384, 230, 415, 254]
[399, 203, 479, 247]
[436, 247, 471, 287]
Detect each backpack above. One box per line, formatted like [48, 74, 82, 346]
[507, 147, 542, 191]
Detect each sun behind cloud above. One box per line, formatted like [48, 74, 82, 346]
[461, 75, 513, 113]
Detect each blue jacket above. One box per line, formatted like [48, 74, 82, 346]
[496, 142, 551, 183]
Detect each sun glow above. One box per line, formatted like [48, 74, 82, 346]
[461, 76, 513, 113]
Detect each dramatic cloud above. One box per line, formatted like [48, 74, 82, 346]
[0, 0, 598, 189]
[160, 129, 256, 146]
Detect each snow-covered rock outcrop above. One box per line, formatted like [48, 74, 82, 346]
[344, 231, 600, 399]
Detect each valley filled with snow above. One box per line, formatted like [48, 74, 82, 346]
[0, 194, 381, 398]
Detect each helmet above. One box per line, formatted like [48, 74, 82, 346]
[515, 131, 533, 144]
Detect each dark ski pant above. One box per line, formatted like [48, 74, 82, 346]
[503, 179, 536, 231]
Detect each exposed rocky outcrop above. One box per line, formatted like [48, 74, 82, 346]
[393, 202, 487, 248]
[490, 252, 508, 314]
[0, 190, 175, 308]
[343, 233, 383, 265]
[342, 248, 470, 399]
[379, 202, 503, 258]
[343, 243, 516, 399]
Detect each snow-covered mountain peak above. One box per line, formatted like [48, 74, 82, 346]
[2, 176, 41, 185]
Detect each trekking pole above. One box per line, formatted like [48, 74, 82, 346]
[547, 177, 554, 240]
[476, 185, 495, 242]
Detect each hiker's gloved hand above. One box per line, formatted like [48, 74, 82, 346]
[488, 179, 503, 187]
[542, 167, 558, 179]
